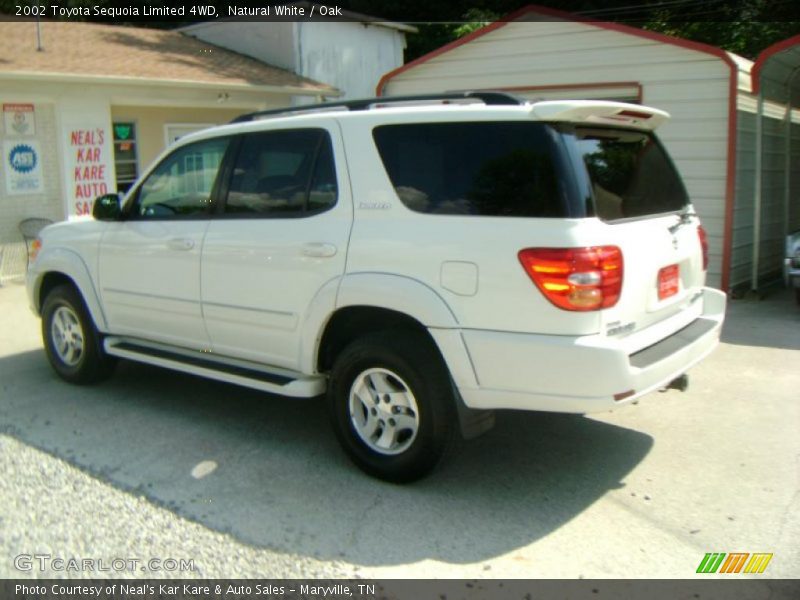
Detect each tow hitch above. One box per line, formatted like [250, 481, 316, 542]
[660, 373, 689, 393]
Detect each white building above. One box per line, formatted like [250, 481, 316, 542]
[182, 4, 417, 101]
[0, 20, 337, 281]
[379, 5, 800, 292]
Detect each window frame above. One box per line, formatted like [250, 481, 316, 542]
[215, 127, 339, 220]
[112, 120, 140, 194]
[122, 135, 234, 222]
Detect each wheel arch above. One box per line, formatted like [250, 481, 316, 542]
[300, 273, 460, 374]
[32, 248, 108, 331]
[316, 305, 437, 374]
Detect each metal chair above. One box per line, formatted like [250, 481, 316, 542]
[18, 217, 54, 270]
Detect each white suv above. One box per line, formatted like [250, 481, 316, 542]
[27, 92, 725, 482]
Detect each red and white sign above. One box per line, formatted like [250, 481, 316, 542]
[65, 126, 114, 217]
[3, 103, 35, 136]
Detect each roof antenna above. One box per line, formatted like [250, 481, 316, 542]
[35, 0, 43, 51]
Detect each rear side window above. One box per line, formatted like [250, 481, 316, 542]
[574, 127, 688, 221]
[373, 122, 566, 217]
[225, 128, 337, 216]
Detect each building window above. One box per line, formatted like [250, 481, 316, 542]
[113, 122, 138, 194]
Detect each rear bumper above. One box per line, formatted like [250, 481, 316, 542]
[449, 287, 726, 414]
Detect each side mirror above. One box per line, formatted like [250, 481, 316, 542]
[92, 193, 122, 221]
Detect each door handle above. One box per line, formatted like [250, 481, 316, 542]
[302, 243, 337, 258]
[167, 238, 195, 251]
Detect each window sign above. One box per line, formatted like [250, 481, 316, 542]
[3, 103, 35, 136]
[4, 140, 43, 195]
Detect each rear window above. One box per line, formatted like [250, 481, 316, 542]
[574, 127, 688, 221]
[372, 122, 567, 217]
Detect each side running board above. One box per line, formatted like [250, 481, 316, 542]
[104, 337, 326, 398]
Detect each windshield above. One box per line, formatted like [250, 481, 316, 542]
[573, 127, 688, 221]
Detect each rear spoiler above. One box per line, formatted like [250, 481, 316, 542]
[529, 101, 669, 131]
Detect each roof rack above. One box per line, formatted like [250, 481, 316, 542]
[230, 91, 526, 123]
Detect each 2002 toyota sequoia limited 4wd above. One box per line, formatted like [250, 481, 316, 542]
[27, 92, 725, 482]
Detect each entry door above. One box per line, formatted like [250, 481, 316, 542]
[98, 136, 230, 349]
[201, 125, 352, 370]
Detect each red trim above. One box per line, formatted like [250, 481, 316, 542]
[378, 3, 739, 290]
[489, 81, 643, 103]
[374, 6, 534, 98]
[752, 34, 800, 95]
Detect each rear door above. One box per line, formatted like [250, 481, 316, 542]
[200, 122, 352, 371]
[570, 126, 706, 336]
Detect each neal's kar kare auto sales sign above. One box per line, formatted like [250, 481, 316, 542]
[4, 140, 43, 195]
[66, 126, 114, 217]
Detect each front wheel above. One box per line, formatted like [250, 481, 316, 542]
[41, 284, 116, 384]
[327, 331, 455, 483]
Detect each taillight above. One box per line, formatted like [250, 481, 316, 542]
[518, 246, 623, 311]
[697, 225, 709, 271]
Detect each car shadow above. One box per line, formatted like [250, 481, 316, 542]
[0, 349, 653, 567]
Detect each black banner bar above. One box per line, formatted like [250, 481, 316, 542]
[4, 580, 800, 600]
[1, 0, 798, 23]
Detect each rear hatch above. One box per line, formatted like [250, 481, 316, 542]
[568, 125, 707, 338]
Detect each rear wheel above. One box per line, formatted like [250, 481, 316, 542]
[41, 284, 116, 384]
[328, 331, 455, 483]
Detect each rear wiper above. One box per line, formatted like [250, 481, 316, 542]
[668, 210, 698, 234]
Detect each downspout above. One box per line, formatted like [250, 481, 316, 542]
[751, 89, 764, 292]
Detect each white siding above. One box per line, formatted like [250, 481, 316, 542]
[182, 22, 297, 72]
[384, 20, 731, 288]
[734, 80, 800, 289]
[183, 21, 408, 101]
[298, 21, 405, 99]
[0, 102, 63, 280]
[791, 115, 800, 234]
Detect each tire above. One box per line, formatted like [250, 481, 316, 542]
[41, 284, 116, 384]
[795, 288, 800, 306]
[327, 330, 456, 483]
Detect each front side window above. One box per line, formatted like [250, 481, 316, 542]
[373, 122, 565, 217]
[224, 128, 337, 216]
[129, 137, 229, 219]
[573, 127, 688, 221]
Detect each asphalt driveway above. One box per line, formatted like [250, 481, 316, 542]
[0, 280, 798, 579]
